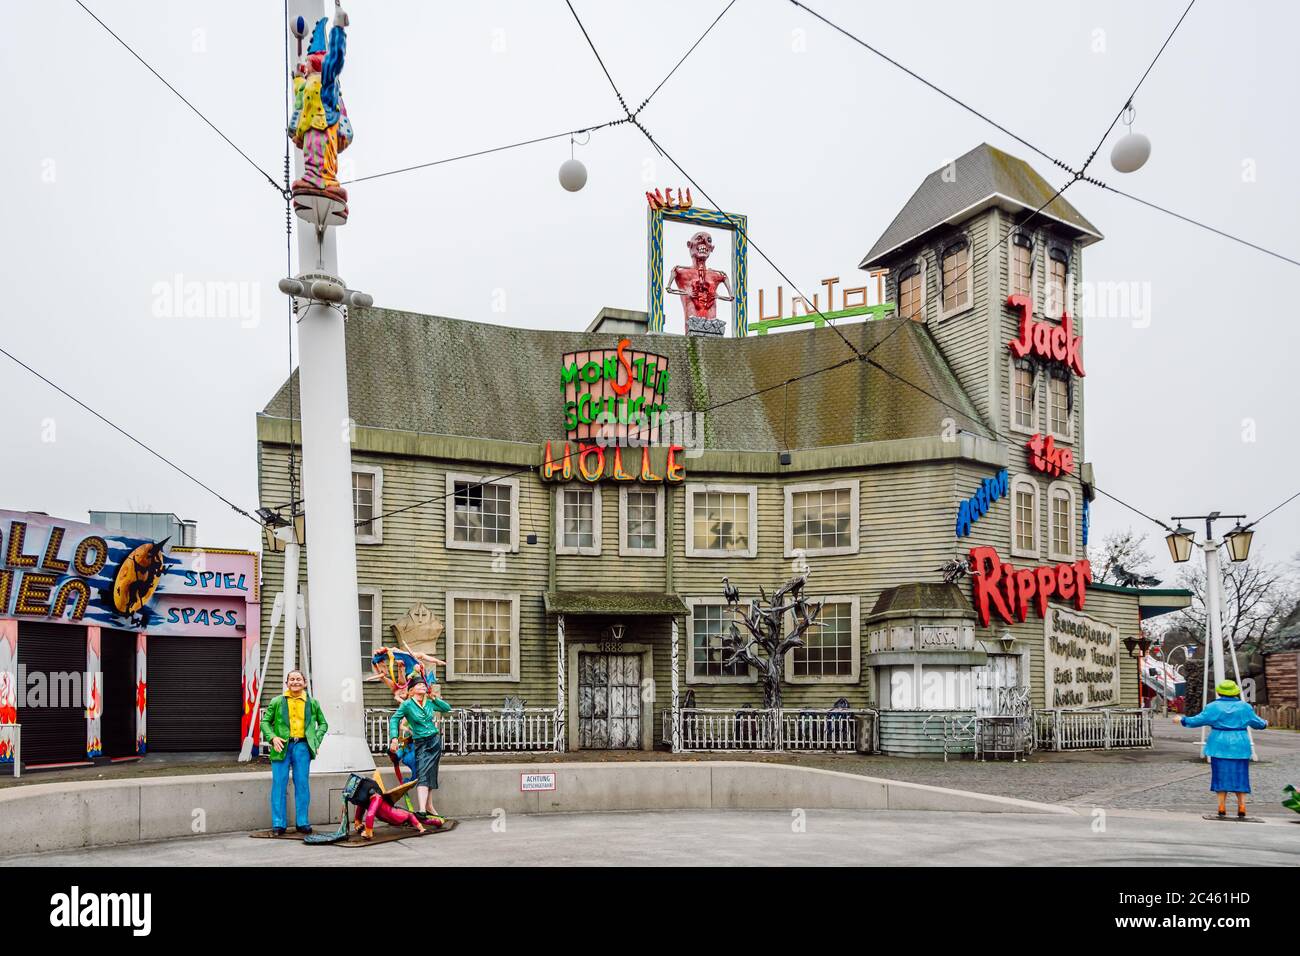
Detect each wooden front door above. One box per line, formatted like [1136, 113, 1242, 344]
[577, 652, 642, 749]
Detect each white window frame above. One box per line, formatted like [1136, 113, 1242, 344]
[1044, 244, 1071, 319]
[685, 596, 755, 685]
[1007, 230, 1035, 304]
[444, 589, 521, 683]
[352, 464, 383, 545]
[618, 484, 664, 557]
[784, 594, 860, 684]
[938, 238, 974, 321]
[896, 259, 926, 322]
[1009, 355, 1040, 436]
[445, 471, 520, 554]
[1044, 371, 1075, 444]
[1010, 475, 1041, 560]
[1047, 481, 1077, 562]
[684, 483, 759, 559]
[556, 485, 603, 556]
[358, 586, 383, 679]
[783, 479, 859, 558]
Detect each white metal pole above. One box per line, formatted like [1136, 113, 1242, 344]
[1203, 540, 1227, 689]
[280, 539, 300, 681]
[285, 0, 372, 772]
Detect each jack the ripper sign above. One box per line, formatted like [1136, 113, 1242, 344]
[1044, 607, 1121, 707]
[968, 545, 1092, 628]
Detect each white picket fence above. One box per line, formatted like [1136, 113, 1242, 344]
[1033, 708, 1153, 751]
[666, 707, 877, 753]
[366, 707, 558, 755]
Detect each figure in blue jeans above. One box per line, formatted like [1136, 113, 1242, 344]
[260, 671, 329, 835]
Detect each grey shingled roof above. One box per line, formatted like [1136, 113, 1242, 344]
[859, 143, 1103, 268]
[260, 307, 993, 451]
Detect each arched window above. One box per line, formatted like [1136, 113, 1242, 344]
[1046, 245, 1070, 318]
[897, 262, 924, 321]
[1048, 481, 1077, 561]
[1009, 231, 1034, 300]
[940, 238, 972, 317]
[1010, 475, 1040, 559]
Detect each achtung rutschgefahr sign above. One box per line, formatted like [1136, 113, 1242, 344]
[1044, 606, 1121, 708]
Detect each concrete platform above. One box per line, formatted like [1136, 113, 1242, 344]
[0, 760, 1071, 858]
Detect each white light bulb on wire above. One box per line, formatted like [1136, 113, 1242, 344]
[559, 132, 589, 192]
[1110, 104, 1151, 174]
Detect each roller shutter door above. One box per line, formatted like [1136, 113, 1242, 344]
[101, 629, 137, 758]
[146, 636, 242, 752]
[17, 621, 88, 765]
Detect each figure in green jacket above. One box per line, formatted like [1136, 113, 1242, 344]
[388, 678, 451, 824]
[260, 671, 329, 835]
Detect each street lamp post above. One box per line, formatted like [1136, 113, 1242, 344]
[1165, 512, 1256, 759]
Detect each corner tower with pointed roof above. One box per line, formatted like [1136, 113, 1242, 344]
[860, 143, 1101, 438]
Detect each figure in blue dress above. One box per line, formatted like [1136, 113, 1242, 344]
[1181, 679, 1268, 818]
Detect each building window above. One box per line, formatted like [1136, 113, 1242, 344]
[352, 465, 383, 544]
[686, 599, 752, 683]
[1010, 476, 1040, 559]
[1047, 372, 1072, 440]
[1009, 231, 1033, 300]
[445, 472, 519, 553]
[358, 588, 382, 672]
[898, 263, 924, 321]
[557, 486, 602, 556]
[784, 480, 859, 557]
[619, 485, 663, 556]
[1046, 247, 1069, 317]
[1048, 483, 1076, 561]
[1012, 359, 1037, 433]
[788, 596, 859, 683]
[940, 239, 972, 317]
[685, 484, 758, 558]
[446, 591, 520, 682]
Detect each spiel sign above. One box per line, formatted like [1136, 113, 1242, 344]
[0, 511, 253, 636]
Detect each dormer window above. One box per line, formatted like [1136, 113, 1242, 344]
[1009, 231, 1033, 300]
[1046, 245, 1070, 318]
[898, 262, 924, 321]
[940, 238, 972, 318]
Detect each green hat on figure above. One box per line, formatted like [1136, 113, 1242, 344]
[1215, 679, 1241, 698]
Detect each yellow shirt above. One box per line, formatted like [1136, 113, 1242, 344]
[286, 692, 306, 738]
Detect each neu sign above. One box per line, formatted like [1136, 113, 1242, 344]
[968, 545, 1092, 628]
[1006, 295, 1085, 376]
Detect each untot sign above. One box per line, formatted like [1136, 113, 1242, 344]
[521, 771, 557, 792]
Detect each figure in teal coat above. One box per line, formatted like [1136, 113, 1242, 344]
[1181, 679, 1267, 817]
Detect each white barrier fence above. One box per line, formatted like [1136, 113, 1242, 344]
[366, 707, 558, 755]
[1033, 708, 1153, 751]
[666, 707, 878, 753]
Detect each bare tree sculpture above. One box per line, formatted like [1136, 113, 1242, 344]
[721, 575, 824, 710]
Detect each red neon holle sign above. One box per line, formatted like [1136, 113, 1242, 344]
[968, 545, 1092, 628]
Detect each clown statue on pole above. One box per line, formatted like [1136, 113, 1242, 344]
[290, 2, 353, 226]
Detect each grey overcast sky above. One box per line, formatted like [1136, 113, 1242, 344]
[3, 1, 1297, 581]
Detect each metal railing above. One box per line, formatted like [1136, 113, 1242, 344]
[366, 707, 559, 755]
[1033, 708, 1153, 751]
[0, 724, 18, 778]
[667, 707, 878, 753]
[922, 712, 978, 762]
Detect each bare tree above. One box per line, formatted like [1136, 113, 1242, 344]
[1089, 528, 1160, 587]
[721, 575, 823, 710]
[1168, 552, 1299, 649]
